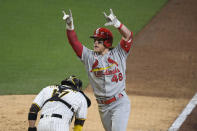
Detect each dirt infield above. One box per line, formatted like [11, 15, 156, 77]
[0, 0, 197, 130]
[127, 0, 197, 99]
[0, 94, 189, 131]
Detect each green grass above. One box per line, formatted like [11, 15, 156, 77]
[0, 0, 168, 95]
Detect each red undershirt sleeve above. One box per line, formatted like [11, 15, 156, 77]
[120, 32, 134, 53]
[66, 30, 83, 58]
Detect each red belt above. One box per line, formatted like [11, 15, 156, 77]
[97, 93, 123, 104]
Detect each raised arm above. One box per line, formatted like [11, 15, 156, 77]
[62, 10, 83, 58]
[104, 9, 133, 52]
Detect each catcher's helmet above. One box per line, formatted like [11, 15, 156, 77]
[90, 27, 113, 48]
[61, 75, 82, 91]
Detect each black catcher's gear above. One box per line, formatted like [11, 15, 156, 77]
[61, 75, 82, 91]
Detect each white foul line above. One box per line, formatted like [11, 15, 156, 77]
[168, 92, 197, 131]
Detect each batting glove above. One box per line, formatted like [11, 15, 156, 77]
[103, 9, 121, 28]
[62, 9, 74, 30]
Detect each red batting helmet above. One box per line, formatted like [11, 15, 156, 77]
[90, 27, 113, 48]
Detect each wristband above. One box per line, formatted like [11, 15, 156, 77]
[28, 127, 37, 131]
[66, 22, 74, 30]
[114, 19, 121, 28]
[118, 23, 123, 30]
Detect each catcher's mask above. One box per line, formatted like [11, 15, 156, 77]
[90, 27, 113, 48]
[61, 75, 82, 91]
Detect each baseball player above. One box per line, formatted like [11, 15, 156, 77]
[63, 9, 133, 131]
[28, 75, 91, 131]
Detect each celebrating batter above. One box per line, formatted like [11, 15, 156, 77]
[28, 76, 91, 131]
[63, 9, 133, 131]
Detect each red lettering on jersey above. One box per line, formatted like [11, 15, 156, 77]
[91, 58, 121, 78]
[104, 69, 109, 75]
[104, 67, 120, 75]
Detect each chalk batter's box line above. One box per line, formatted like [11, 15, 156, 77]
[168, 92, 197, 131]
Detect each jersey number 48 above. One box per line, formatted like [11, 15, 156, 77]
[111, 73, 123, 83]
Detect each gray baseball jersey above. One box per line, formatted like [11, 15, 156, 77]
[81, 41, 131, 131]
[81, 44, 129, 98]
[33, 85, 87, 131]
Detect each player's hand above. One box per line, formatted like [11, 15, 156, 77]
[62, 9, 74, 30]
[103, 9, 121, 28]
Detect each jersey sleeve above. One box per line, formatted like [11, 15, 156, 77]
[116, 32, 133, 59]
[81, 45, 93, 64]
[75, 95, 88, 119]
[32, 87, 47, 109]
[120, 32, 133, 53]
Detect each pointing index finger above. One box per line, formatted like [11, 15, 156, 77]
[103, 12, 108, 18]
[69, 9, 72, 17]
[110, 8, 114, 15]
[62, 10, 66, 15]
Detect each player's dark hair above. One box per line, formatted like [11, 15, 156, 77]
[108, 46, 114, 50]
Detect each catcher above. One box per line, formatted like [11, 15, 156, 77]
[27, 75, 91, 131]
